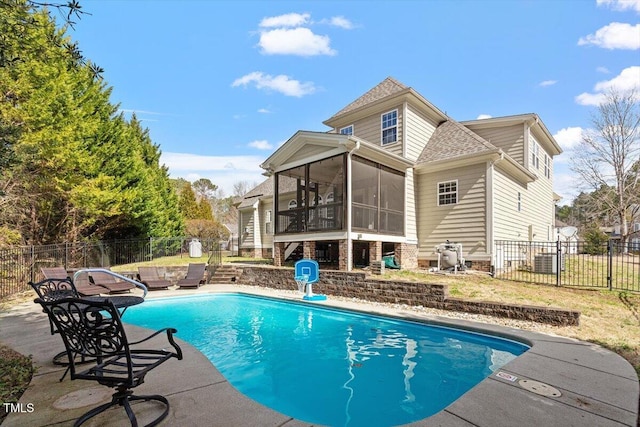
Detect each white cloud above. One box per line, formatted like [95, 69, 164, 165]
[597, 0, 640, 13]
[596, 66, 611, 74]
[248, 140, 273, 150]
[575, 92, 607, 106]
[259, 13, 310, 28]
[476, 114, 492, 119]
[161, 152, 265, 196]
[575, 66, 640, 105]
[258, 27, 336, 56]
[553, 127, 584, 152]
[553, 171, 582, 205]
[323, 16, 354, 29]
[257, 108, 272, 114]
[232, 72, 317, 97]
[578, 22, 640, 50]
[539, 80, 558, 87]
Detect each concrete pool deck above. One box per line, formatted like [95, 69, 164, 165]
[1, 284, 638, 427]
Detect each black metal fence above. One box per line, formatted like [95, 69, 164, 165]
[0, 237, 222, 299]
[494, 240, 640, 292]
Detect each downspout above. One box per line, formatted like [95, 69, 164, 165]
[346, 139, 361, 271]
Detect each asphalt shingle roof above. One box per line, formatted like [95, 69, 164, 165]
[327, 77, 408, 121]
[236, 176, 298, 209]
[416, 120, 499, 164]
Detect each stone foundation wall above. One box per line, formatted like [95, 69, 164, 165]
[237, 265, 579, 326]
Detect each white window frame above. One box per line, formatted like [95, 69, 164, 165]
[530, 137, 540, 170]
[437, 180, 458, 206]
[544, 153, 551, 178]
[265, 210, 272, 234]
[381, 109, 398, 145]
[517, 192, 522, 212]
[339, 125, 353, 135]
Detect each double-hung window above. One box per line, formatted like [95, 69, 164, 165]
[340, 125, 353, 135]
[544, 154, 551, 178]
[265, 210, 272, 234]
[381, 110, 397, 145]
[530, 138, 539, 170]
[438, 180, 457, 205]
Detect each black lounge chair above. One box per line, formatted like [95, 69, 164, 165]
[41, 267, 108, 296]
[137, 266, 172, 290]
[89, 270, 137, 293]
[177, 263, 207, 288]
[35, 296, 183, 427]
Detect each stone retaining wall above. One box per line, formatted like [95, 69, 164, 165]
[236, 265, 580, 326]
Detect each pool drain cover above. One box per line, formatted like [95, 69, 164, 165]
[518, 379, 562, 397]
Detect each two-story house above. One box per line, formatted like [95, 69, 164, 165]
[237, 77, 562, 272]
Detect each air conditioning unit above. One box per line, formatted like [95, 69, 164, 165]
[534, 254, 564, 274]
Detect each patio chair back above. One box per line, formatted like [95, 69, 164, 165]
[138, 266, 162, 281]
[30, 277, 79, 302]
[41, 267, 70, 280]
[185, 263, 206, 279]
[38, 297, 129, 378]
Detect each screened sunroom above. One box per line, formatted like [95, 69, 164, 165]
[274, 154, 405, 236]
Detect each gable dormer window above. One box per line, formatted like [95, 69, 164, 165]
[340, 125, 353, 135]
[381, 110, 397, 145]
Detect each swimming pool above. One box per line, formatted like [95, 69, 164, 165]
[124, 294, 529, 426]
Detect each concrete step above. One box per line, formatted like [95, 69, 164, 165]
[210, 265, 241, 283]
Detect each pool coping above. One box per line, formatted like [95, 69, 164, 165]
[1, 284, 638, 426]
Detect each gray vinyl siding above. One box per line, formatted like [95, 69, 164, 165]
[405, 104, 438, 162]
[466, 124, 524, 166]
[350, 104, 404, 157]
[260, 200, 274, 248]
[416, 163, 487, 259]
[239, 210, 254, 247]
[287, 144, 330, 165]
[492, 171, 526, 241]
[493, 167, 554, 242]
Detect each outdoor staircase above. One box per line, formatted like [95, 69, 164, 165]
[285, 242, 303, 262]
[209, 264, 242, 284]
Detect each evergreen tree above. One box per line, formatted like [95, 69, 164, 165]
[178, 184, 199, 220]
[0, 2, 185, 243]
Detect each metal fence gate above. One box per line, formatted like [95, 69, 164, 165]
[494, 240, 640, 292]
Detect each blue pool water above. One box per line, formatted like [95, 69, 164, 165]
[124, 294, 528, 426]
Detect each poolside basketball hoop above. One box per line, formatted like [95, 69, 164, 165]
[294, 274, 309, 293]
[294, 259, 327, 301]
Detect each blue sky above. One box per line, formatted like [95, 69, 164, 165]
[69, 0, 640, 202]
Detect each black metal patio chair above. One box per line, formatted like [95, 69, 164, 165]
[29, 277, 86, 378]
[35, 296, 183, 427]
